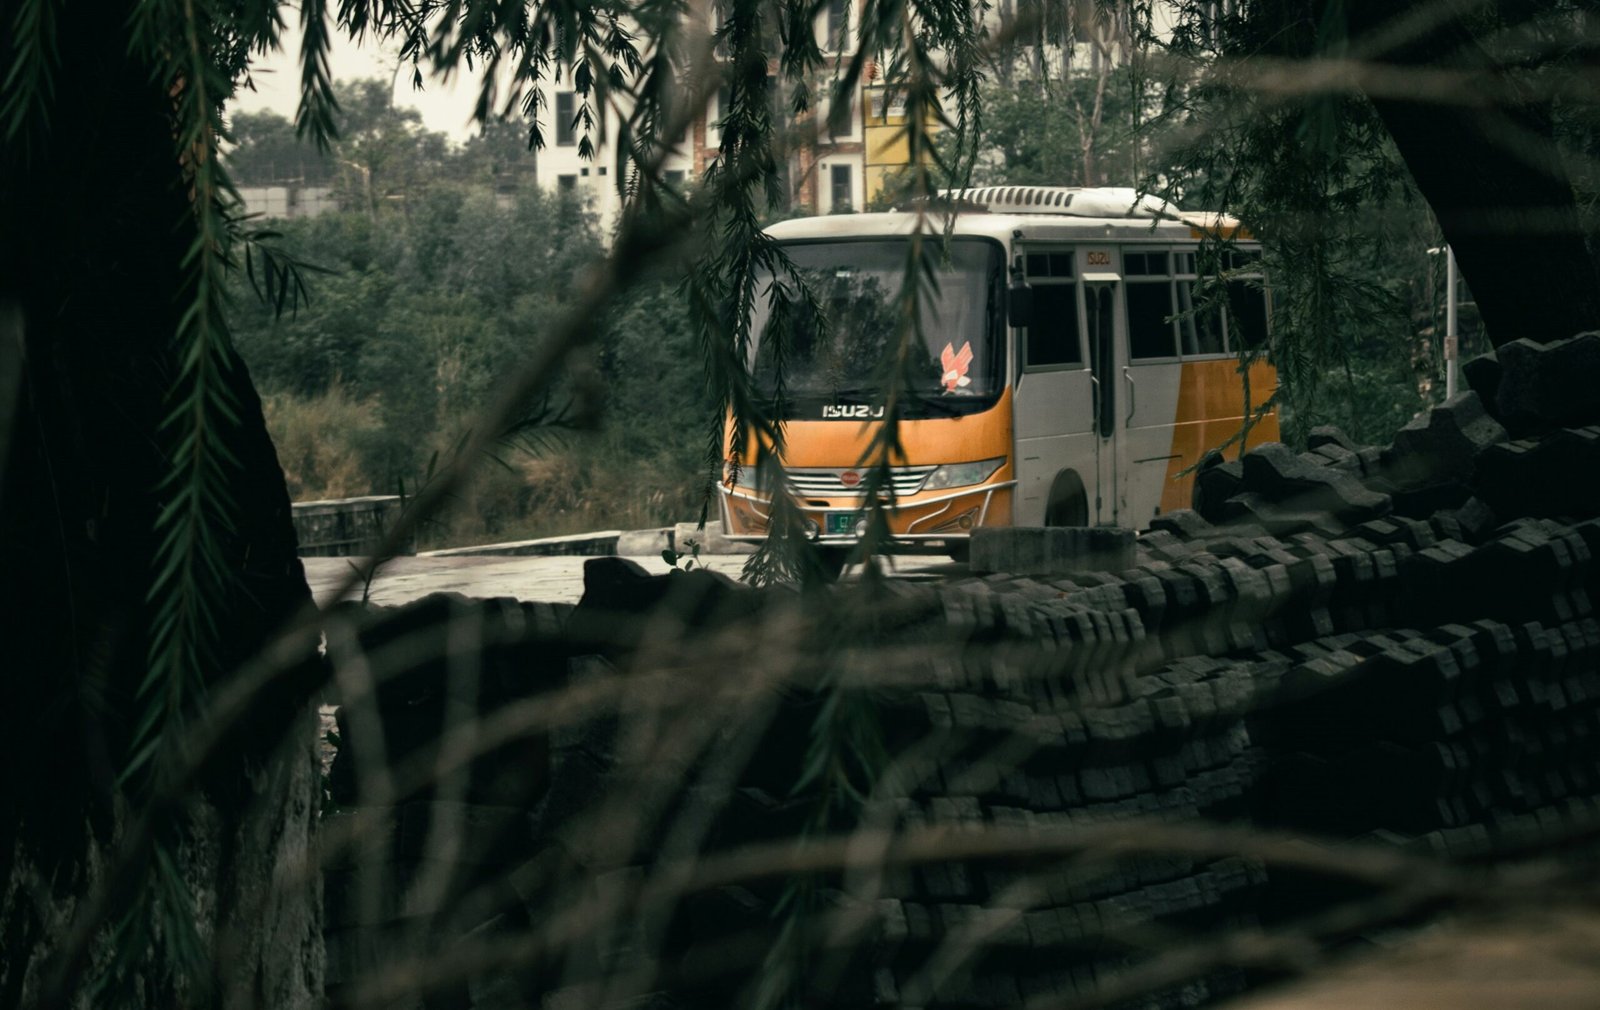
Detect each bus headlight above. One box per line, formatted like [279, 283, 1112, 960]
[921, 457, 1004, 491]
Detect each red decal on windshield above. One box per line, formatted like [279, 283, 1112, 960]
[940, 342, 974, 393]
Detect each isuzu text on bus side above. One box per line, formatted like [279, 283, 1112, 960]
[718, 186, 1279, 563]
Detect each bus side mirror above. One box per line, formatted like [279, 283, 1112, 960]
[1008, 281, 1033, 329]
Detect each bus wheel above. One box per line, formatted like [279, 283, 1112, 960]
[1045, 470, 1089, 527]
[812, 547, 851, 582]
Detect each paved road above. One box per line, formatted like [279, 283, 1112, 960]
[303, 552, 963, 608]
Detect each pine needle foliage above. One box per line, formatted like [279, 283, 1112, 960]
[0, 0, 57, 149]
[1130, 1, 1558, 440]
[96, 0, 263, 996]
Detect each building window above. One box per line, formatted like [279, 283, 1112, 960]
[829, 90, 855, 139]
[557, 174, 577, 191]
[707, 86, 731, 147]
[826, 0, 849, 51]
[556, 92, 576, 146]
[713, 0, 728, 60]
[830, 164, 852, 213]
[868, 89, 907, 121]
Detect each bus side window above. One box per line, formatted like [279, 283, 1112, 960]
[1177, 279, 1225, 355]
[1024, 250, 1082, 368]
[1026, 284, 1083, 367]
[1125, 250, 1176, 359]
[1226, 278, 1270, 350]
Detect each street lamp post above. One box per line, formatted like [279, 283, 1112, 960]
[1445, 245, 1459, 399]
[1428, 245, 1460, 400]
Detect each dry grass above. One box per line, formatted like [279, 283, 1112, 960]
[262, 392, 701, 547]
[264, 385, 384, 501]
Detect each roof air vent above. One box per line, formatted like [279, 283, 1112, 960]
[934, 185, 1175, 219]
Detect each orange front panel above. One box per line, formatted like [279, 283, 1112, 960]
[727, 389, 1015, 472]
[1158, 359, 1280, 514]
[724, 390, 1017, 537]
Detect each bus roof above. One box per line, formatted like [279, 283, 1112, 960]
[766, 186, 1250, 244]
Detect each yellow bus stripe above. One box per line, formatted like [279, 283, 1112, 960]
[1160, 360, 1279, 514]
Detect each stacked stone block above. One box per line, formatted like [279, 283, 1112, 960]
[324, 336, 1600, 1009]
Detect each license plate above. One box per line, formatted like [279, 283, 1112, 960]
[826, 512, 861, 536]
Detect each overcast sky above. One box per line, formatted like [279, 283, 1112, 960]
[229, 28, 485, 142]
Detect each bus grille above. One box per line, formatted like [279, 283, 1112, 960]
[785, 466, 937, 497]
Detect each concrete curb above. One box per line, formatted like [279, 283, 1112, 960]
[616, 527, 674, 556]
[412, 522, 756, 560]
[672, 520, 756, 556]
[420, 531, 622, 558]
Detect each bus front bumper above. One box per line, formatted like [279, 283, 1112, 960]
[717, 482, 1016, 544]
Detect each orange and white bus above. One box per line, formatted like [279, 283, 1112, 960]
[719, 185, 1279, 560]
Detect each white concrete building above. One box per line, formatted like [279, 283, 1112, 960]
[237, 185, 338, 220]
[532, 0, 879, 228]
[535, 86, 697, 234]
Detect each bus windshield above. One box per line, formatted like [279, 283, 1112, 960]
[747, 238, 1005, 419]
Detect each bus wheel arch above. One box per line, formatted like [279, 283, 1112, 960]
[1044, 470, 1089, 527]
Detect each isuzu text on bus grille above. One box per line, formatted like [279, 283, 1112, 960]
[820, 404, 886, 419]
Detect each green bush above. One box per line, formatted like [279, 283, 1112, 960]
[230, 135, 710, 543]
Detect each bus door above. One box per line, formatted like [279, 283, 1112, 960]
[1082, 269, 1121, 526]
[1119, 248, 1190, 526]
[1011, 248, 1097, 527]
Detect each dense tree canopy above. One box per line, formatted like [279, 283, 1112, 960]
[224, 129, 708, 542]
[229, 108, 338, 185]
[1149, 0, 1600, 349]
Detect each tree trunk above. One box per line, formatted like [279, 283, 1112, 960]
[1347, 0, 1600, 347]
[0, 3, 323, 1005]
